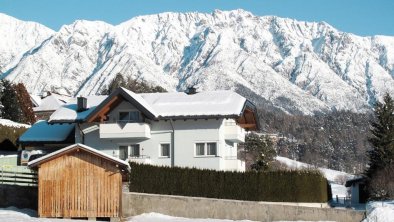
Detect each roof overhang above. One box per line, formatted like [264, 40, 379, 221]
[85, 88, 157, 123]
[236, 100, 259, 131]
[28, 143, 130, 171]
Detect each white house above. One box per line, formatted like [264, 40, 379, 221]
[23, 87, 259, 171]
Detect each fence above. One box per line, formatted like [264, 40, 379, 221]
[330, 195, 351, 208]
[0, 165, 37, 186]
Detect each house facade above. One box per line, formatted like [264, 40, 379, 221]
[26, 87, 258, 171]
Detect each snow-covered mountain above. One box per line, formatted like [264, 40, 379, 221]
[1, 10, 394, 115]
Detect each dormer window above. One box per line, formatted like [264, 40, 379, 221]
[119, 111, 140, 123]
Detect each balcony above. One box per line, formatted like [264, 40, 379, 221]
[127, 155, 152, 164]
[224, 156, 245, 172]
[224, 123, 245, 143]
[99, 121, 151, 139]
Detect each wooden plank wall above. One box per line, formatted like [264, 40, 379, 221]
[38, 150, 122, 218]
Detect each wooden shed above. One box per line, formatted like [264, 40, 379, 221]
[28, 143, 129, 220]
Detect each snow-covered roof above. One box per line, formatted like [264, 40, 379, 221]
[0, 119, 30, 128]
[33, 95, 66, 112]
[140, 90, 246, 118]
[48, 96, 106, 123]
[28, 143, 130, 169]
[30, 95, 42, 107]
[123, 88, 158, 117]
[19, 120, 74, 143]
[49, 88, 251, 123]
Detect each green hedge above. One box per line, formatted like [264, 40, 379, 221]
[129, 163, 330, 202]
[0, 124, 28, 151]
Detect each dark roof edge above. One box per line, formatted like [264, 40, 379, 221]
[241, 99, 260, 131]
[83, 88, 157, 122]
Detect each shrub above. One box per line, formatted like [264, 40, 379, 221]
[129, 163, 329, 203]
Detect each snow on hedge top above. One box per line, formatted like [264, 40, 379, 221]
[0, 119, 30, 128]
[19, 120, 74, 142]
[275, 156, 354, 182]
[49, 95, 106, 122]
[141, 90, 246, 117]
[49, 89, 248, 122]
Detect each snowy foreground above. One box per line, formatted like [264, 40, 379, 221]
[0, 208, 334, 222]
[1, 203, 393, 222]
[362, 201, 394, 222]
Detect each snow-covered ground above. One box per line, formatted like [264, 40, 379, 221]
[363, 201, 394, 222]
[0, 207, 87, 222]
[275, 156, 353, 201]
[0, 118, 30, 128]
[330, 183, 348, 198]
[128, 213, 256, 222]
[275, 156, 354, 183]
[0, 208, 335, 222]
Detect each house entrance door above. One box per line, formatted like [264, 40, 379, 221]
[119, 146, 128, 160]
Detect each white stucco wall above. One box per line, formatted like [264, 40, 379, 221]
[75, 102, 245, 171]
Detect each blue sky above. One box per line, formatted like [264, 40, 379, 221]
[1, 0, 393, 36]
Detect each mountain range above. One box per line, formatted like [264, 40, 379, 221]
[1, 10, 393, 115]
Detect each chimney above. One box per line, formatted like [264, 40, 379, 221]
[77, 97, 87, 112]
[185, 86, 197, 95]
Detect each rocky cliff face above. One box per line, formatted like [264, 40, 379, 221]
[1, 10, 393, 114]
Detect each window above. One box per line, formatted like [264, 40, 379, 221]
[160, 144, 170, 157]
[119, 146, 128, 160]
[195, 142, 217, 156]
[207, 143, 217, 156]
[130, 144, 140, 157]
[119, 111, 140, 122]
[196, 143, 205, 156]
[119, 112, 129, 121]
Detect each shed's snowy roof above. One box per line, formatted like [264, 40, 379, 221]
[49, 88, 250, 123]
[28, 143, 130, 169]
[19, 120, 74, 142]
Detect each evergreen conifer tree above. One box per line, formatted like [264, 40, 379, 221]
[101, 73, 167, 95]
[366, 93, 394, 178]
[245, 133, 276, 171]
[0, 79, 23, 122]
[15, 83, 36, 124]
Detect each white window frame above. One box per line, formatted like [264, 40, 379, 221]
[129, 144, 140, 157]
[159, 143, 171, 158]
[194, 142, 218, 157]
